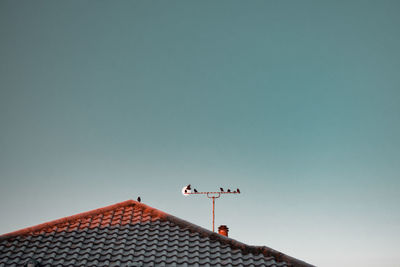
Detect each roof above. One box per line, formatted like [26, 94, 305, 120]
[0, 200, 314, 267]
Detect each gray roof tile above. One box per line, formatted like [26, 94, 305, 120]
[0, 200, 314, 267]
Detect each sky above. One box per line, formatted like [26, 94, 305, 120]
[1, 1, 399, 266]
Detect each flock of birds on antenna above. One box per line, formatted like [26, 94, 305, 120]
[136, 185, 241, 203]
[184, 184, 240, 194]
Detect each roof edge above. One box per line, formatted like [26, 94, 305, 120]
[161, 212, 315, 267]
[0, 200, 139, 241]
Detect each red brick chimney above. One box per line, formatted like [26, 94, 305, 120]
[218, 225, 229, 237]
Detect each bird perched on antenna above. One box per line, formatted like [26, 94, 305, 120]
[137, 196, 141, 202]
[186, 184, 191, 190]
[220, 187, 224, 192]
[237, 188, 240, 194]
[227, 189, 231, 192]
[194, 189, 198, 193]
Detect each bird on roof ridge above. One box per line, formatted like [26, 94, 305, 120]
[137, 196, 141, 202]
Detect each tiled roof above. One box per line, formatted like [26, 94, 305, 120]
[0, 200, 314, 267]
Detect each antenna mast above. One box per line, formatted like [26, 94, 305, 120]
[182, 186, 241, 232]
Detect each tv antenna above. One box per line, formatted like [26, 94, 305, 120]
[181, 185, 241, 232]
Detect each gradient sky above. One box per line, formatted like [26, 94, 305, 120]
[1, 1, 400, 266]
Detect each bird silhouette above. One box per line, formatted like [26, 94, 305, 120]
[220, 187, 224, 192]
[184, 189, 187, 193]
[237, 188, 240, 193]
[137, 196, 141, 202]
[186, 184, 191, 190]
[227, 189, 231, 192]
[194, 189, 198, 193]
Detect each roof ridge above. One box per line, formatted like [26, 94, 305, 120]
[0, 200, 142, 240]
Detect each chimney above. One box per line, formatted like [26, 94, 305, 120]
[218, 225, 229, 237]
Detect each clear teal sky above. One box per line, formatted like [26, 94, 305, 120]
[1, 1, 399, 266]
